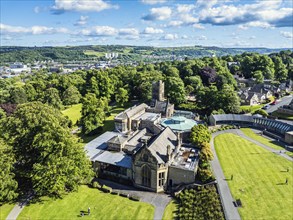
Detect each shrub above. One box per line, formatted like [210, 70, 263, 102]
[92, 181, 101, 189]
[101, 185, 112, 193]
[119, 193, 129, 198]
[111, 191, 119, 195]
[129, 195, 140, 201]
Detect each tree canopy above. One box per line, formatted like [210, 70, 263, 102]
[1, 102, 94, 197]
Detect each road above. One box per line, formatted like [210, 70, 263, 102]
[266, 95, 292, 113]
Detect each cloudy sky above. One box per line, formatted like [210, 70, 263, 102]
[0, 0, 292, 48]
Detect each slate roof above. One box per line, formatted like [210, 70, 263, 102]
[115, 103, 148, 120]
[147, 127, 177, 164]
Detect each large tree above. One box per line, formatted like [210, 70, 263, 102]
[62, 85, 81, 105]
[44, 87, 63, 109]
[0, 138, 18, 204]
[190, 125, 211, 147]
[80, 93, 106, 135]
[165, 76, 186, 105]
[115, 88, 129, 106]
[1, 102, 93, 197]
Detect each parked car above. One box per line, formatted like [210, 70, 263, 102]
[270, 100, 277, 105]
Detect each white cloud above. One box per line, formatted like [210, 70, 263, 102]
[161, 33, 178, 40]
[119, 28, 139, 36]
[75, 16, 88, 26]
[198, 1, 292, 27]
[141, 0, 166, 5]
[181, 35, 188, 39]
[80, 26, 117, 36]
[176, 4, 195, 13]
[280, 31, 293, 39]
[193, 23, 205, 29]
[51, 0, 118, 13]
[142, 7, 172, 21]
[0, 23, 69, 35]
[143, 27, 164, 34]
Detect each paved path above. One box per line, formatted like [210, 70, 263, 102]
[211, 131, 241, 220]
[6, 194, 33, 220]
[99, 179, 172, 220]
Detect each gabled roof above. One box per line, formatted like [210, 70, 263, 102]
[115, 103, 148, 120]
[107, 135, 128, 145]
[147, 127, 177, 164]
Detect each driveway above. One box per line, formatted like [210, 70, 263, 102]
[98, 179, 172, 220]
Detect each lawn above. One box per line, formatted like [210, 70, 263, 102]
[18, 185, 154, 220]
[162, 200, 177, 220]
[241, 128, 293, 158]
[0, 203, 15, 220]
[214, 133, 293, 220]
[61, 103, 82, 126]
[240, 104, 265, 113]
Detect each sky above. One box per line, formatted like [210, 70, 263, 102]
[0, 0, 292, 48]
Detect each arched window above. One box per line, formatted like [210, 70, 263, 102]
[141, 165, 151, 187]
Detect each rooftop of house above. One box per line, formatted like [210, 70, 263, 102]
[171, 146, 199, 171]
[115, 103, 148, 120]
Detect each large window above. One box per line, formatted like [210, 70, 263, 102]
[141, 165, 151, 187]
[158, 172, 165, 187]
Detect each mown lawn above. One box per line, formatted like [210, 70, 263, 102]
[0, 203, 15, 220]
[61, 103, 82, 126]
[240, 104, 265, 113]
[162, 200, 177, 220]
[18, 185, 154, 220]
[214, 133, 293, 220]
[241, 128, 293, 158]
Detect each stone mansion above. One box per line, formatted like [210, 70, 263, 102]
[84, 81, 199, 192]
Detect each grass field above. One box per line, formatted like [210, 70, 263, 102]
[240, 104, 265, 113]
[18, 185, 154, 220]
[83, 50, 105, 57]
[241, 128, 293, 158]
[61, 103, 82, 126]
[214, 133, 293, 220]
[0, 203, 15, 220]
[162, 200, 177, 220]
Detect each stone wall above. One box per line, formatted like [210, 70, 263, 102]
[168, 166, 196, 186]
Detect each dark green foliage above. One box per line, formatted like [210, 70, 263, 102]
[176, 185, 224, 220]
[80, 93, 106, 135]
[0, 138, 18, 204]
[165, 76, 186, 105]
[115, 88, 129, 106]
[63, 85, 81, 105]
[253, 109, 269, 117]
[44, 87, 63, 109]
[190, 124, 211, 147]
[10, 86, 27, 104]
[0, 102, 94, 197]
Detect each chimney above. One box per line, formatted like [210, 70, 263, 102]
[177, 132, 182, 148]
[167, 145, 172, 161]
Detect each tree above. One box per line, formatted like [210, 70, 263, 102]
[115, 88, 129, 106]
[0, 138, 18, 204]
[44, 87, 63, 109]
[80, 93, 106, 135]
[63, 85, 81, 105]
[273, 56, 288, 82]
[165, 76, 186, 105]
[217, 85, 241, 114]
[0, 102, 94, 197]
[253, 70, 264, 84]
[10, 86, 27, 104]
[199, 67, 217, 86]
[199, 142, 214, 163]
[190, 125, 211, 147]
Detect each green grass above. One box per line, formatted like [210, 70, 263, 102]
[271, 112, 293, 120]
[240, 128, 293, 158]
[240, 104, 265, 113]
[18, 185, 154, 220]
[83, 50, 105, 57]
[162, 200, 177, 220]
[214, 133, 293, 220]
[0, 203, 15, 220]
[61, 103, 82, 126]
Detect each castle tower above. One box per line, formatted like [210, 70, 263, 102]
[152, 80, 165, 102]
